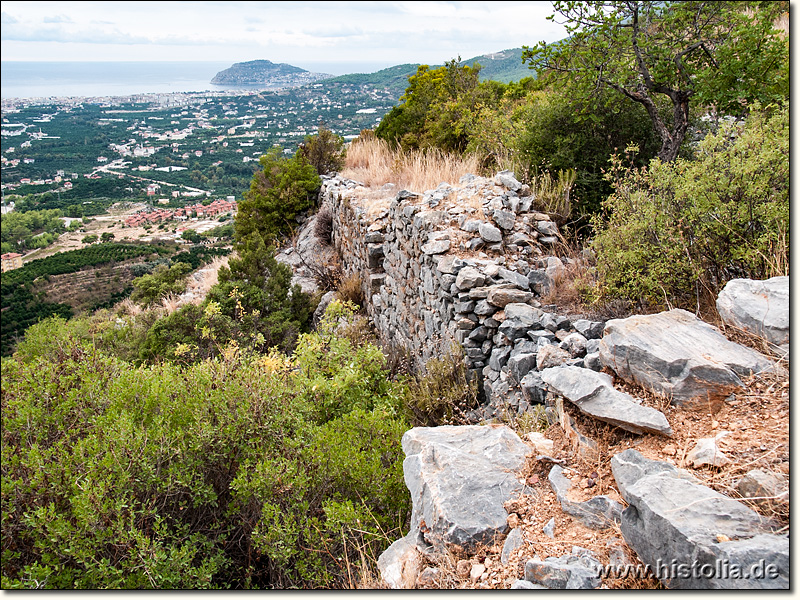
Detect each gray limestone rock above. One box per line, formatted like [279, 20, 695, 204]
[527, 269, 554, 295]
[504, 302, 544, 326]
[455, 266, 485, 290]
[495, 170, 522, 192]
[479, 222, 503, 243]
[537, 220, 559, 237]
[520, 371, 548, 405]
[377, 532, 423, 589]
[508, 351, 537, 384]
[536, 344, 571, 370]
[421, 239, 451, 255]
[501, 527, 524, 565]
[573, 319, 605, 340]
[401, 426, 530, 554]
[524, 554, 602, 589]
[599, 309, 774, 408]
[493, 209, 516, 231]
[736, 469, 789, 509]
[540, 366, 672, 436]
[548, 465, 623, 530]
[559, 332, 588, 357]
[611, 449, 789, 589]
[497, 267, 530, 290]
[487, 287, 534, 307]
[716, 276, 789, 354]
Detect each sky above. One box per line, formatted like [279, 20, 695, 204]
[0, 1, 568, 73]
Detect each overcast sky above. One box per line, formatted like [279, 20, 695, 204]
[0, 1, 568, 71]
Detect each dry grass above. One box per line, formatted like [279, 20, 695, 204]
[342, 137, 482, 192]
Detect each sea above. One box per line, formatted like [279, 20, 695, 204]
[1, 60, 394, 100]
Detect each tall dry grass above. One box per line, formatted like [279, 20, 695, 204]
[341, 137, 482, 191]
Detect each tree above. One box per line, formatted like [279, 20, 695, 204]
[375, 58, 484, 152]
[299, 125, 346, 176]
[523, 1, 788, 161]
[235, 147, 320, 243]
[101, 232, 115, 242]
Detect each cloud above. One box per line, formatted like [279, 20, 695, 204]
[42, 14, 72, 23]
[1, 11, 18, 25]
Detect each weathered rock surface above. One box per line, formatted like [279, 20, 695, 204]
[611, 450, 789, 589]
[716, 276, 789, 354]
[377, 532, 423, 589]
[687, 432, 731, 467]
[401, 426, 530, 553]
[737, 469, 789, 509]
[548, 465, 622, 530]
[600, 309, 774, 408]
[541, 366, 672, 436]
[524, 552, 603, 589]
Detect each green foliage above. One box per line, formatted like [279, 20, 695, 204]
[590, 105, 788, 309]
[1, 243, 170, 356]
[81, 234, 98, 245]
[130, 262, 192, 306]
[524, 1, 789, 161]
[235, 147, 321, 242]
[404, 345, 478, 426]
[181, 229, 202, 244]
[2, 302, 412, 589]
[375, 58, 486, 153]
[299, 126, 346, 176]
[0, 209, 65, 254]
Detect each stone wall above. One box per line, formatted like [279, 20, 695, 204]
[319, 171, 607, 418]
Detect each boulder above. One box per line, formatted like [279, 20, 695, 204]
[421, 239, 451, 255]
[611, 450, 789, 589]
[401, 425, 530, 554]
[599, 309, 774, 408]
[716, 276, 789, 354]
[540, 366, 672, 436]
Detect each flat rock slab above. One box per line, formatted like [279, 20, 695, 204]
[611, 449, 789, 589]
[599, 309, 774, 408]
[541, 366, 672, 436]
[401, 425, 530, 554]
[716, 276, 789, 352]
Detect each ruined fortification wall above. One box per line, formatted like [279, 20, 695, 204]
[318, 171, 606, 420]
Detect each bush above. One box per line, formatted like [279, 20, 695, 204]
[299, 126, 346, 176]
[130, 262, 192, 306]
[313, 207, 334, 246]
[2, 304, 412, 589]
[590, 105, 789, 310]
[235, 147, 321, 243]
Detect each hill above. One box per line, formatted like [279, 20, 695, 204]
[210, 59, 332, 87]
[319, 48, 534, 98]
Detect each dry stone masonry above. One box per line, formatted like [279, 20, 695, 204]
[310, 170, 788, 590]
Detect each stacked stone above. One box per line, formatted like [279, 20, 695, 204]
[319, 171, 604, 413]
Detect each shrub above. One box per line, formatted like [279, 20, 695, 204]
[299, 126, 346, 176]
[2, 303, 412, 589]
[404, 345, 478, 426]
[335, 273, 364, 309]
[130, 262, 192, 307]
[590, 104, 789, 310]
[235, 147, 321, 243]
[313, 206, 334, 246]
